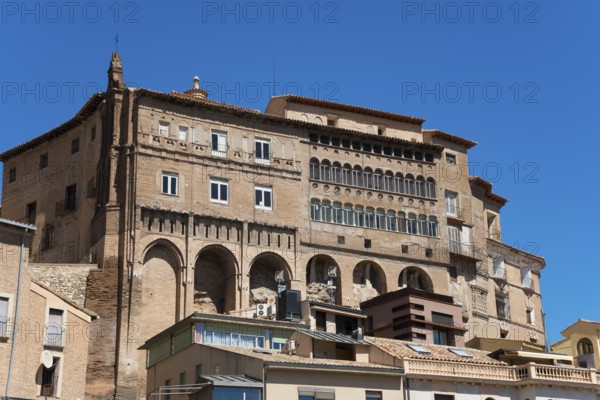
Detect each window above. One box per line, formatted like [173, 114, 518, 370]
[375, 208, 385, 229]
[40, 153, 48, 169]
[492, 257, 506, 279]
[521, 267, 533, 289]
[41, 357, 59, 397]
[0, 297, 9, 337]
[310, 159, 319, 180]
[91, 126, 96, 141]
[364, 207, 375, 228]
[415, 177, 425, 197]
[526, 308, 535, 324]
[71, 138, 80, 154]
[417, 215, 428, 235]
[179, 371, 186, 386]
[407, 213, 417, 234]
[332, 202, 342, 224]
[320, 161, 331, 182]
[162, 173, 178, 195]
[386, 210, 397, 231]
[203, 330, 265, 348]
[578, 338, 594, 355]
[42, 224, 54, 251]
[404, 175, 415, 195]
[342, 166, 352, 185]
[8, 167, 16, 183]
[434, 395, 454, 400]
[428, 217, 438, 237]
[210, 179, 228, 203]
[164, 379, 172, 400]
[299, 387, 335, 400]
[354, 206, 364, 227]
[255, 139, 270, 164]
[446, 153, 457, 164]
[255, 186, 272, 210]
[363, 169, 373, 189]
[394, 174, 403, 193]
[178, 126, 189, 141]
[352, 167, 363, 187]
[331, 163, 341, 183]
[65, 184, 77, 211]
[373, 170, 383, 190]
[384, 173, 394, 192]
[433, 329, 449, 345]
[449, 348, 473, 358]
[46, 308, 64, 346]
[445, 192, 459, 216]
[327, 117, 336, 126]
[366, 391, 382, 400]
[397, 212, 406, 233]
[448, 225, 461, 252]
[321, 200, 332, 222]
[211, 130, 227, 156]
[26, 202, 37, 224]
[310, 200, 320, 221]
[425, 178, 436, 198]
[407, 344, 431, 354]
[159, 121, 170, 136]
[342, 204, 353, 225]
[195, 364, 202, 383]
[495, 291, 510, 319]
[316, 311, 326, 331]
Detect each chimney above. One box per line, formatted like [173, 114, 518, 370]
[183, 76, 208, 100]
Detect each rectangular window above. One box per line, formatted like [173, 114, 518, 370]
[496, 292, 510, 319]
[366, 391, 382, 400]
[46, 308, 64, 346]
[316, 311, 326, 331]
[255, 186, 272, 210]
[446, 153, 457, 165]
[8, 167, 16, 183]
[448, 225, 461, 253]
[445, 192, 458, 216]
[195, 364, 202, 383]
[179, 371, 186, 386]
[434, 395, 454, 400]
[164, 379, 171, 400]
[0, 297, 9, 337]
[71, 138, 80, 154]
[162, 173, 178, 196]
[342, 205, 353, 225]
[342, 167, 351, 185]
[40, 153, 48, 169]
[178, 126, 189, 141]
[211, 130, 227, 156]
[91, 126, 96, 142]
[159, 121, 170, 136]
[65, 184, 77, 211]
[255, 139, 270, 164]
[210, 179, 228, 203]
[26, 202, 37, 224]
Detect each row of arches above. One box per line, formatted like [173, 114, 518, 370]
[309, 158, 437, 199]
[137, 240, 436, 343]
[310, 199, 439, 237]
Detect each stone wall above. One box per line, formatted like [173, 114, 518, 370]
[29, 263, 97, 307]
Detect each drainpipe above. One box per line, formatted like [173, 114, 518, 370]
[5, 231, 28, 399]
[403, 377, 410, 400]
[542, 309, 550, 353]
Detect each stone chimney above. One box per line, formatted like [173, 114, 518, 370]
[183, 76, 208, 99]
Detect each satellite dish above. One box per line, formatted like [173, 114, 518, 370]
[41, 350, 53, 369]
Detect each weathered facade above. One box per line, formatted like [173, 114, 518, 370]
[0, 53, 547, 399]
[0, 218, 95, 400]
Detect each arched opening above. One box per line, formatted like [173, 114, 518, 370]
[398, 267, 434, 292]
[352, 261, 387, 305]
[578, 338, 594, 355]
[194, 245, 238, 314]
[305, 255, 341, 304]
[141, 242, 181, 339]
[249, 252, 292, 306]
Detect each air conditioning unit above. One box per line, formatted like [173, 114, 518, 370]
[256, 304, 269, 318]
[282, 340, 296, 354]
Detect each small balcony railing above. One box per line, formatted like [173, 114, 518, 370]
[448, 241, 477, 258]
[211, 144, 228, 157]
[492, 267, 507, 281]
[446, 205, 465, 220]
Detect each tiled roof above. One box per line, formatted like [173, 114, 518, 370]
[202, 344, 402, 373]
[275, 95, 426, 125]
[469, 176, 508, 205]
[425, 129, 478, 149]
[296, 329, 369, 345]
[366, 337, 505, 365]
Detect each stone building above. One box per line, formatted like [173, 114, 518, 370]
[0, 218, 96, 399]
[0, 53, 547, 398]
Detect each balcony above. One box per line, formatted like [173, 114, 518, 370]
[446, 205, 465, 221]
[521, 277, 534, 291]
[403, 360, 599, 386]
[448, 241, 481, 260]
[492, 267, 507, 282]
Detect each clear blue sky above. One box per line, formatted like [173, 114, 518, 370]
[1, 1, 598, 344]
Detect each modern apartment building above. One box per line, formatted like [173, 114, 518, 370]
[0, 53, 547, 398]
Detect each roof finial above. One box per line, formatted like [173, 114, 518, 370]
[183, 75, 208, 99]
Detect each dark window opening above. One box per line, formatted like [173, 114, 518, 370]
[315, 311, 326, 331]
[65, 184, 77, 211]
[40, 153, 48, 169]
[26, 202, 36, 224]
[8, 168, 16, 183]
[71, 138, 80, 154]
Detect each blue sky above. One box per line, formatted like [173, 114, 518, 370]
[1, 1, 598, 344]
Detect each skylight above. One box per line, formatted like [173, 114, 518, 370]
[449, 348, 473, 358]
[407, 344, 431, 355]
